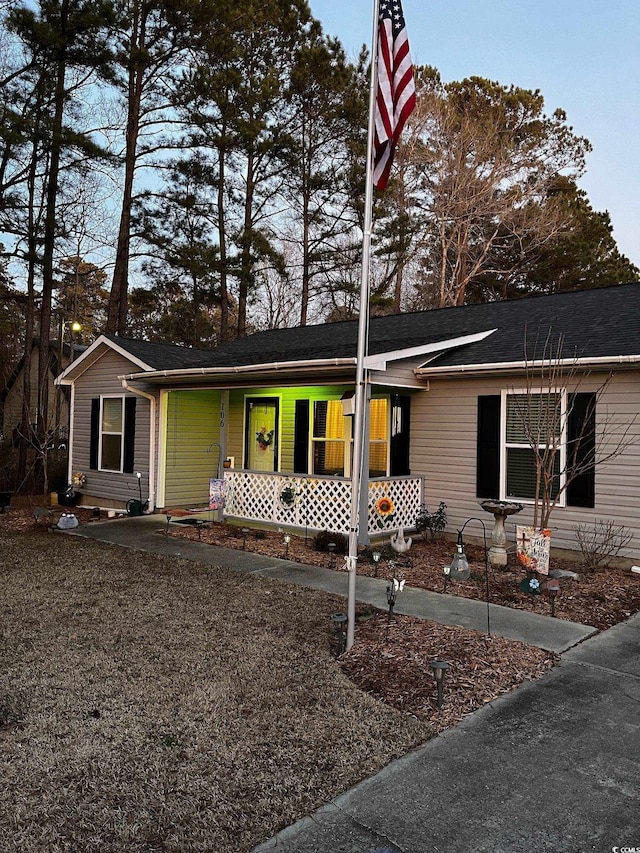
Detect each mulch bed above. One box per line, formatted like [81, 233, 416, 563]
[156, 514, 640, 632]
[3, 498, 639, 633]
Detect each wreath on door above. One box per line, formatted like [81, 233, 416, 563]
[256, 428, 274, 450]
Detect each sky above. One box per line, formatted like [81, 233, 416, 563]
[309, 0, 640, 269]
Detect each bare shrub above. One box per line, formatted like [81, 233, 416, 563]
[573, 519, 632, 572]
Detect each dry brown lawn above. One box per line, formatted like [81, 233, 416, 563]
[1, 529, 431, 852]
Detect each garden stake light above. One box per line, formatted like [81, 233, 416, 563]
[372, 550, 381, 577]
[430, 660, 450, 709]
[449, 531, 471, 580]
[450, 518, 492, 637]
[241, 528, 249, 550]
[545, 579, 560, 617]
[331, 613, 348, 656]
[283, 533, 291, 558]
[385, 572, 405, 642]
[327, 542, 337, 569]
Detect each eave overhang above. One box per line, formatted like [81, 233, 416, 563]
[120, 358, 359, 388]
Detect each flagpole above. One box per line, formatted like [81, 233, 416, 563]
[346, 0, 380, 652]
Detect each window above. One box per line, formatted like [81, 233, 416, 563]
[368, 398, 388, 477]
[311, 397, 389, 478]
[503, 391, 564, 502]
[312, 400, 346, 476]
[100, 397, 124, 471]
[90, 396, 136, 474]
[477, 393, 595, 508]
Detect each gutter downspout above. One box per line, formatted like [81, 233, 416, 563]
[121, 379, 156, 512]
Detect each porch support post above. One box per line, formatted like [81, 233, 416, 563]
[219, 390, 229, 522]
[358, 381, 372, 546]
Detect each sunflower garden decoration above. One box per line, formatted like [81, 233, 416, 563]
[374, 495, 396, 529]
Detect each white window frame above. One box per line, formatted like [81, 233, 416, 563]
[99, 395, 125, 473]
[310, 396, 391, 479]
[500, 388, 567, 506]
[368, 396, 391, 478]
[311, 399, 351, 478]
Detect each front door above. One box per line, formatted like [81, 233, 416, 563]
[245, 397, 279, 471]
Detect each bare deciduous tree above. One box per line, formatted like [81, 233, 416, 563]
[396, 67, 591, 309]
[509, 328, 636, 529]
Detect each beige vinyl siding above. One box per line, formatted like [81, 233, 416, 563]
[72, 350, 153, 506]
[411, 370, 640, 560]
[163, 390, 221, 507]
[370, 356, 429, 389]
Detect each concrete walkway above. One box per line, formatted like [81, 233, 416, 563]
[251, 612, 640, 853]
[67, 514, 596, 653]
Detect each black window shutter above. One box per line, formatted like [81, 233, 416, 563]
[567, 392, 596, 508]
[293, 400, 310, 474]
[477, 395, 501, 499]
[123, 397, 136, 474]
[90, 398, 100, 470]
[390, 395, 411, 476]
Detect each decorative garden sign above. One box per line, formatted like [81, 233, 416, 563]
[516, 526, 551, 576]
[209, 478, 227, 510]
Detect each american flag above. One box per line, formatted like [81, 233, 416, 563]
[373, 0, 416, 190]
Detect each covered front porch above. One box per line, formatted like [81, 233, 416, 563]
[221, 470, 423, 539]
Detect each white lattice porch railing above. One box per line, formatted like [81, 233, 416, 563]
[222, 470, 423, 537]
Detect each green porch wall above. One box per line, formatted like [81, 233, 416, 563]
[227, 385, 350, 473]
[165, 389, 222, 506]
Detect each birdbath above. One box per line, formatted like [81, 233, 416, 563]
[479, 500, 524, 567]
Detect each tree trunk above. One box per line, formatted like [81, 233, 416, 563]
[39, 0, 69, 440]
[216, 135, 230, 343]
[237, 148, 255, 338]
[107, 6, 145, 336]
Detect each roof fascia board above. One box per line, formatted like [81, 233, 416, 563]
[364, 329, 497, 371]
[415, 354, 640, 378]
[55, 335, 154, 384]
[121, 357, 358, 382]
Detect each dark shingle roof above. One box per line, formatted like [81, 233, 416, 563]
[106, 335, 215, 370]
[111, 283, 640, 373]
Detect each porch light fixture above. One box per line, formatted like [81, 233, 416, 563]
[283, 533, 291, 558]
[430, 660, 450, 709]
[241, 528, 250, 550]
[331, 612, 348, 656]
[327, 542, 337, 569]
[449, 519, 491, 636]
[340, 390, 355, 417]
[372, 550, 381, 577]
